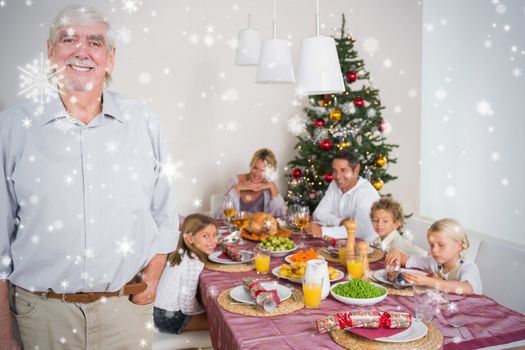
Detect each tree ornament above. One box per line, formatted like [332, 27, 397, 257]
[320, 139, 333, 150]
[313, 119, 326, 128]
[346, 71, 358, 82]
[308, 191, 317, 200]
[329, 109, 342, 122]
[372, 179, 384, 191]
[354, 98, 365, 107]
[375, 155, 388, 168]
[319, 99, 332, 107]
[324, 173, 334, 182]
[292, 168, 303, 179]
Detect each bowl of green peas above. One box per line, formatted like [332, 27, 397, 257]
[330, 279, 388, 306]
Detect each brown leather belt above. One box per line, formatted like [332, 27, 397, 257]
[26, 281, 147, 303]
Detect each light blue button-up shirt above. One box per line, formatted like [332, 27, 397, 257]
[0, 90, 179, 293]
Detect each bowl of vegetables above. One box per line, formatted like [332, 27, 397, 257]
[330, 279, 388, 306]
[257, 237, 297, 257]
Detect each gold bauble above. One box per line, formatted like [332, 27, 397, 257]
[372, 179, 384, 191]
[329, 109, 342, 122]
[375, 155, 388, 168]
[319, 100, 332, 107]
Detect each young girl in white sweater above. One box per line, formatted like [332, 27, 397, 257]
[154, 214, 218, 333]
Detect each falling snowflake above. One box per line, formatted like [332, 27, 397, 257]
[139, 72, 151, 84]
[495, 3, 506, 13]
[122, 0, 139, 13]
[60, 279, 70, 290]
[221, 89, 239, 102]
[503, 24, 510, 32]
[145, 321, 155, 331]
[287, 115, 306, 136]
[490, 151, 500, 162]
[225, 120, 240, 132]
[445, 186, 456, 198]
[263, 165, 278, 182]
[22, 118, 32, 128]
[203, 35, 215, 47]
[512, 67, 522, 78]
[0, 0, 7, 8]
[192, 198, 202, 208]
[64, 174, 75, 185]
[1, 256, 11, 267]
[160, 157, 183, 184]
[84, 247, 95, 259]
[313, 127, 328, 143]
[483, 39, 493, 48]
[435, 89, 447, 100]
[476, 100, 494, 116]
[105, 140, 119, 155]
[362, 37, 379, 57]
[501, 178, 509, 186]
[54, 113, 76, 133]
[188, 33, 200, 44]
[383, 59, 392, 68]
[18, 53, 64, 115]
[448, 302, 458, 312]
[117, 27, 132, 44]
[115, 236, 136, 257]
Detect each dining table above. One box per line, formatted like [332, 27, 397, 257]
[198, 234, 525, 350]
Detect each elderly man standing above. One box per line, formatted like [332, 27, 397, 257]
[0, 5, 178, 349]
[305, 150, 380, 243]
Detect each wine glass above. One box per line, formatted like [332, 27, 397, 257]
[234, 211, 248, 245]
[294, 205, 310, 249]
[223, 195, 236, 233]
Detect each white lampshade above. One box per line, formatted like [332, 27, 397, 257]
[296, 35, 344, 95]
[235, 27, 261, 66]
[256, 38, 295, 84]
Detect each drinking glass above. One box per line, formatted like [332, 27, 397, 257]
[233, 211, 248, 245]
[337, 240, 346, 266]
[415, 304, 434, 322]
[254, 246, 271, 274]
[346, 254, 365, 279]
[302, 275, 323, 309]
[223, 195, 236, 233]
[294, 206, 310, 249]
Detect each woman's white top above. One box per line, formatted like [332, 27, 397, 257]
[155, 253, 205, 315]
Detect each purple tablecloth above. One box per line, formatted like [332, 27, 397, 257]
[199, 237, 525, 350]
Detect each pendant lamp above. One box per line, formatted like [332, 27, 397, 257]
[256, 0, 295, 84]
[296, 0, 344, 94]
[235, 15, 261, 66]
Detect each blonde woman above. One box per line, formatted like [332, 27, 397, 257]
[385, 218, 482, 295]
[224, 148, 286, 217]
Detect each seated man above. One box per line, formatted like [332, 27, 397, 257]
[305, 150, 380, 242]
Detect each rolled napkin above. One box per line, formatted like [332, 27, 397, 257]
[242, 277, 281, 312]
[315, 311, 412, 334]
[221, 243, 252, 262]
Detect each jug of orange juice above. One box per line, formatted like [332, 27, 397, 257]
[304, 259, 330, 299]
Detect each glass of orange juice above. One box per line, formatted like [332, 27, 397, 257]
[302, 275, 323, 308]
[254, 246, 271, 274]
[337, 240, 346, 266]
[346, 254, 364, 279]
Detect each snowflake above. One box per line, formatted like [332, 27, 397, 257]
[84, 247, 95, 259]
[448, 302, 458, 312]
[445, 186, 456, 197]
[117, 27, 132, 44]
[435, 88, 447, 100]
[139, 337, 148, 346]
[221, 89, 239, 102]
[263, 165, 278, 182]
[362, 37, 379, 57]
[122, 0, 139, 13]
[0, 0, 6, 8]
[105, 140, 119, 155]
[115, 236, 136, 257]
[24, 0, 31, 6]
[31, 235, 40, 243]
[287, 115, 306, 135]
[22, 118, 32, 128]
[54, 112, 76, 133]
[145, 321, 155, 331]
[476, 99, 494, 116]
[503, 24, 510, 32]
[313, 127, 328, 142]
[483, 39, 493, 48]
[203, 35, 215, 47]
[1, 255, 11, 267]
[495, 3, 506, 14]
[64, 174, 75, 185]
[192, 198, 202, 208]
[189, 33, 199, 44]
[160, 157, 183, 184]
[490, 151, 500, 162]
[225, 120, 240, 132]
[512, 67, 522, 78]
[18, 53, 64, 115]
[60, 279, 70, 290]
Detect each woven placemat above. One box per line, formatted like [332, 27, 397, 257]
[204, 261, 255, 273]
[317, 248, 385, 264]
[330, 322, 443, 350]
[217, 287, 304, 317]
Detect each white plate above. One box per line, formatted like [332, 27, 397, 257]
[284, 253, 324, 264]
[375, 319, 428, 342]
[207, 250, 254, 265]
[229, 282, 292, 304]
[271, 266, 345, 284]
[266, 245, 298, 257]
[330, 281, 388, 306]
[373, 269, 425, 286]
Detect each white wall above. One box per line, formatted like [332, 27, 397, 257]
[421, 0, 525, 247]
[0, 0, 422, 217]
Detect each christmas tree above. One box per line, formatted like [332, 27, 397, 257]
[286, 15, 398, 211]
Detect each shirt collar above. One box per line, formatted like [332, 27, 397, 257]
[40, 90, 124, 125]
[380, 229, 400, 250]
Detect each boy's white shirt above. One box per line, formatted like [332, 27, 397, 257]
[379, 230, 428, 257]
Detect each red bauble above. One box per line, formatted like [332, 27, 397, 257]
[292, 168, 302, 179]
[320, 139, 333, 150]
[313, 119, 326, 128]
[354, 98, 365, 107]
[346, 71, 358, 82]
[324, 173, 334, 182]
